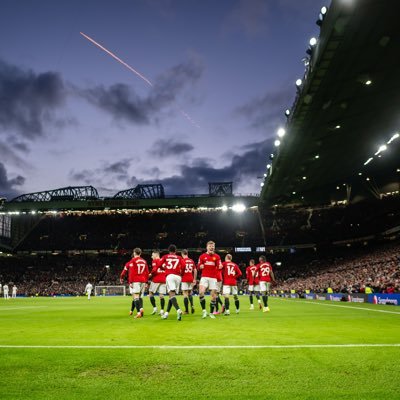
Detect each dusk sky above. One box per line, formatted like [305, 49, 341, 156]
[0, 0, 327, 199]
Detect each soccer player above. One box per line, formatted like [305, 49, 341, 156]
[246, 259, 262, 310]
[85, 282, 93, 300]
[256, 255, 275, 312]
[213, 267, 224, 315]
[198, 240, 223, 319]
[222, 254, 242, 315]
[159, 244, 184, 321]
[148, 250, 167, 316]
[181, 249, 197, 314]
[12, 285, 17, 299]
[3, 284, 9, 299]
[120, 248, 149, 318]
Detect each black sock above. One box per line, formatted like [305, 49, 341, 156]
[135, 298, 141, 313]
[160, 297, 165, 310]
[171, 296, 179, 310]
[256, 294, 260, 301]
[235, 299, 240, 310]
[224, 297, 230, 311]
[217, 295, 223, 305]
[210, 300, 216, 313]
[200, 296, 206, 311]
[249, 294, 253, 304]
[167, 299, 172, 312]
[262, 295, 268, 307]
[150, 296, 156, 308]
[189, 295, 193, 307]
[184, 297, 189, 312]
[131, 300, 135, 312]
[139, 297, 143, 309]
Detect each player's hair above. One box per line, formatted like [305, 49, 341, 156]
[152, 250, 160, 255]
[225, 254, 232, 261]
[168, 244, 177, 253]
[133, 247, 142, 256]
[181, 249, 188, 256]
[249, 259, 255, 264]
[259, 255, 266, 262]
[206, 241, 215, 246]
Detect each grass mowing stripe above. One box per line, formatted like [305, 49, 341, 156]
[281, 298, 400, 314]
[1, 344, 399, 349]
[0, 306, 48, 311]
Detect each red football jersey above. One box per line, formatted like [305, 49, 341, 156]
[160, 254, 185, 276]
[150, 258, 166, 284]
[120, 256, 149, 283]
[181, 258, 197, 283]
[256, 262, 273, 282]
[246, 265, 259, 285]
[198, 253, 222, 279]
[222, 261, 242, 286]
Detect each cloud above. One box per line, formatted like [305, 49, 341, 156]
[128, 138, 274, 195]
[77, 57, 203, 125]
[0, 59, 67, 138]
[223, 0, 270, 37]
[235, 86, 294, 132]
[0, 162, 25, 200]
[150, 138, 194, 158]
[0, 140, 31, 169]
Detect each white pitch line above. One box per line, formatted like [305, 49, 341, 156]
[0, 306, 48, 311]
[282, 299, 400, 315]
[0, 344, 399, 349]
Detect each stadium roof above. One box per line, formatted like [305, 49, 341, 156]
[261, 0, 400, 207]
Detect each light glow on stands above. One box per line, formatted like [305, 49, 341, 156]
[315, 154, 320, 159]
[232, 203, 246, 213]
[364, 157, 373, 165]
[365, 80, 372, 85]
[387, 133, 399, 144]
[256, 246, 265, 252]
[221, 205, 228, 212]
[335, 125, 341, 129]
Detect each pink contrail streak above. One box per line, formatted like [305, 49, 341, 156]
[80, 32, 153, 87]
[80, 31, 200, 128]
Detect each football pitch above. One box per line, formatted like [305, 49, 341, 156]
[1, 296, 399, 400]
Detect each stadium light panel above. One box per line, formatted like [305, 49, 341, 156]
[232, 203, 246, 213]
[302, 176, 307, 180]
[221, 205, 228, 212]
[335, 125, 341, 129]
[387, 133, 399, 144]
[365, 80, 372, 85]
[267, 164, 271, 169]
[295, 79, 302, 87]
[321, 6, 328, 15]
[309, 37, 317, 46]
[292, 191, 296, 195]
[263, 173, 267, 177]
[285, 109, 291, 117]
[274, 140, 281, 147]
[277, 128, 286, 138]
[364, 157, 373, 165]
[315, 154, 320, 159]
[260, 182, 264, 187]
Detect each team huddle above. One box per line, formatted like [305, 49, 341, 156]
[120, 241, 275, 321]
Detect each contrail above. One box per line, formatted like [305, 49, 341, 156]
[80, 32, 153, 87]
[80, 31, 200, 128]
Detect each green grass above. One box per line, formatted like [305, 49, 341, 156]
[1, 296, 399, 399]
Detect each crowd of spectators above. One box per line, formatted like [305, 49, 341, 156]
[1, 240, 399, 296]
[274, 243, 400, 294]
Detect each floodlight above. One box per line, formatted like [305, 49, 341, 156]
[232, 203, 246, 213]
[321, 6, 328, 15]
[295, 79, 302, 87]
[375, 144, 387, 155]
[285, 109, 291, 117]
[277, 128, 286, 138]
[364, 157, 373, 165]
[387, 133, 399, 144]
[274, 139, 281, 147]
[266, 164, 271, 169]
[221, 205, 228, 212]
[309, 37, 317, 46]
